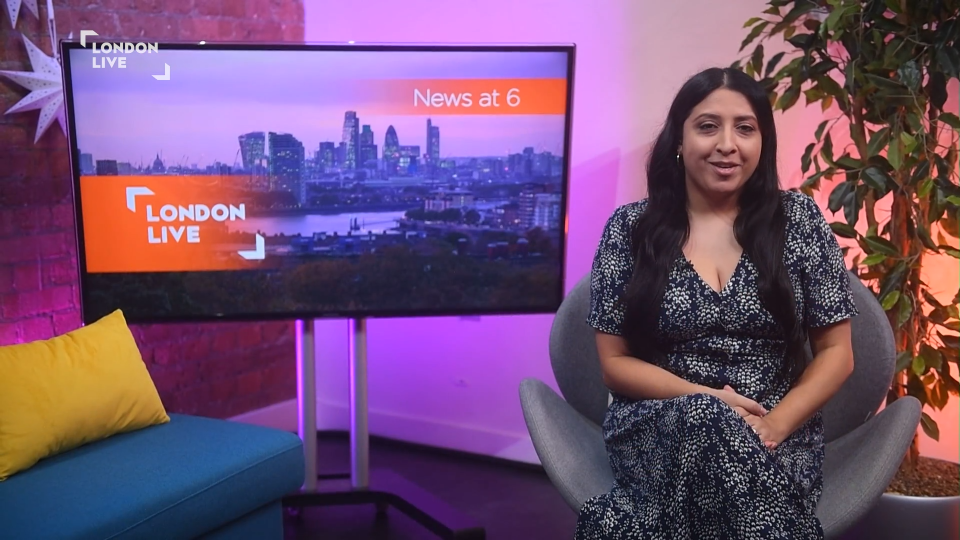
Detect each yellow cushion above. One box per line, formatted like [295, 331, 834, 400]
[0, 309, 169, 481]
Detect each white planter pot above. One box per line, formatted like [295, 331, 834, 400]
[841, 491, 960, 540]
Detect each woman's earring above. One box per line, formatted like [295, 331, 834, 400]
[676, 153, 681, 166]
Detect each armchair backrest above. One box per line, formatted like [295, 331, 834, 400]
[821, 271, 895, 442]
[548, 274, 609, 427]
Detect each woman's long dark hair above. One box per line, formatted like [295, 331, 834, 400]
[621, 67, 806, 388]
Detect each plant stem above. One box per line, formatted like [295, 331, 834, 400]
[851, 99, 878, 230]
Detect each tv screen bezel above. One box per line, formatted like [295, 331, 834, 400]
[59, 40, 576, 325]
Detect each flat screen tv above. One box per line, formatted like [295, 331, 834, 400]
[60, 41, 575, 324]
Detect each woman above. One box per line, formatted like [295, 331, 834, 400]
[576, 67, 858, 539]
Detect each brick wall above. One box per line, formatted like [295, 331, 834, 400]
[0, 0, 304, 419]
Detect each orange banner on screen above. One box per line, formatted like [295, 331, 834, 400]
[370, 79, 568, 115]
[80, 175, 271, 273]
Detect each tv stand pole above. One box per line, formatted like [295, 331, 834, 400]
[282, 318, 486, 540]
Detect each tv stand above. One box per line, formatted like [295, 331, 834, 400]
[281, 318, 486, 539]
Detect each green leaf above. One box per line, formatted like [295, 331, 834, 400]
[867, 127, 890, 158]
[843, 184, 863, 226]
[786, 33, 814, 50]
[928, 72, 949, 111]
[765, 51, 787, 77]
[931, 380, 951, 410]
[881, 290, 901, 310]
[828, 180, 854, 213]
[823, 5, 844, 34]
[811, 60, 839, 77]
[939, 332, 960, 351]
[920, 412, 940, 441]
[947, 196, 960, 206]
[814, 120, 829, 142]
[776, 86, 801, 110]
[801, 143, 815, 174]
[911, 161, 931, 188]
[802, 169, 830, 190]
[821, 95, 834, 112]
[821, 133, 835, 165]
[917, 225, 939, 251]
[744, 16, 764, 28]
[921, 344, 944, 372]
[862, 253, 886, 266]
[900, 132, 918, 154]
[918, 178, 935, 198]
[939, 112, 960, 130]
[805, 87, 825, 104]
[943, 210, 959, 238]
[924, 289, 946, 309]
[906, 110, 924, 134]
[888, 137, 902, 170]
[773, 1, 817, 33]
[864, 73, 906, 91]
[836, 155, 861, 170]
[816, 74, 845, 101]
[865, 235, 900, 257]
[884, 0, 901, 13]
[895, 351, 913, 372]
[830, 222, 857, 238]
[897, 294, 912, 327]
[861, 167, 891, 192]
[912, 355, 926, 376]
[937, 47, 958, 80]
[943, 247, 960, 259]
[740, 21, 769, 52]
[751, 43, 765, 75]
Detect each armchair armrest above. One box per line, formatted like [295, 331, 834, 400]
[519, 378, 615, 511]
[818, 396, 922, 538]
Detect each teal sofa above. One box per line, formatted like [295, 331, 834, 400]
[0, 414, 304, 539]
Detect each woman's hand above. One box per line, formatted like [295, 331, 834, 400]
[742, 414, 786, 450]
[705, 385, 768, 418]
[721, 385, 784, 450]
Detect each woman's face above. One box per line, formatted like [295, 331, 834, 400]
[679, 88, 762, 199]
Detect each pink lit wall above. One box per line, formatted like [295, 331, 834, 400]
[234, 0, 959, 466]
[296, 0, 804, 463]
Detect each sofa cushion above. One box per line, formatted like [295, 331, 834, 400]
[0, 309, 170, 481]
[0, 414, 304, 539]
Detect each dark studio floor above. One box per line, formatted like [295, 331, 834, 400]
[282, 433, 578, 540]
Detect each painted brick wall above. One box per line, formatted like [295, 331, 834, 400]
[0, 0, 304, 419]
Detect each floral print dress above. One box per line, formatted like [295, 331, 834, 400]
[575, 191, 858, 540]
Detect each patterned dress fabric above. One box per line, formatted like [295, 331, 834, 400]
[575, 191, 858, 540]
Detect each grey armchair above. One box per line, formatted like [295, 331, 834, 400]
[520, 271, 922, 539]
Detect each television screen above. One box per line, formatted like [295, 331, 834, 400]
[61, 42, 574, 324]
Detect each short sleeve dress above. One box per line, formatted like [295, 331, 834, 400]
[575, 191, 859, 540]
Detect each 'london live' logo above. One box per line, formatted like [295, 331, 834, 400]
[80, 30, 170, 81]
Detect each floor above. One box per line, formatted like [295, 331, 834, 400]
[282, 433, 578, 540]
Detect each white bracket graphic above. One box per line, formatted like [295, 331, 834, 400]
[80, 30, 98, 48]
[238, 234, 265, 260]
[153, 63, 171, 81]
[126, 187, 154, 212]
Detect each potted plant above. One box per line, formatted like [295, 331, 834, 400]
[734, 1, 959, 538]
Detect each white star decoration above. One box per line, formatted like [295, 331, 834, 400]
[4, 0, 38, 28]
[0, 33, 66, 143]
